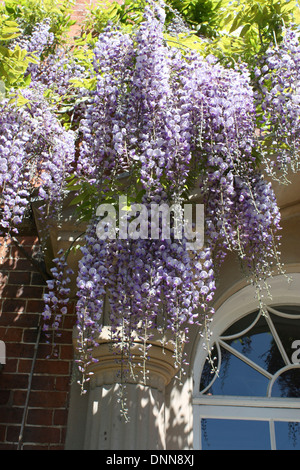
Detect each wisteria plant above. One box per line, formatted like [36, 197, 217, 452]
[1, 0, 300, 416]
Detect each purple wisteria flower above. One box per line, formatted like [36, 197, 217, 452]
[255, 29, 300, 181]
[0, 88, 75, 233]
[71, 2, 286, 383]
[2, 1, 289, 392]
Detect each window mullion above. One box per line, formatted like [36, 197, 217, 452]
[264, 313, 291, 366]
[219, 339, 273, 380]
[269, 420, 276, 450]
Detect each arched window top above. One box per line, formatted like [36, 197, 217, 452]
[193, 276, 300, 450]
[199, 305, 300, 398]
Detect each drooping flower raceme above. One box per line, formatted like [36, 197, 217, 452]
[77, 28, 136, 184]
[72, 3, 284, 388]
[43, 250, 74, 343]
[14, 19, 87, 108]
[0, 88, 75, 234]
[75, 212, 216, 386]
[15, 18, 55, 55]
[15, 19, 55, 77]
[31, 50, 87, 98]
[255, 29, 300, 182]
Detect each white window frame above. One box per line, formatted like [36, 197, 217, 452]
[192, 273, 300, 450]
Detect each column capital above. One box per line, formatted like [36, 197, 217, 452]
[74, 326, 179, 392]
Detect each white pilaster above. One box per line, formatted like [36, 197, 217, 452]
[81, 327, 178, 450]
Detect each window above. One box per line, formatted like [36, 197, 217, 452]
[193, 278, 300, 450]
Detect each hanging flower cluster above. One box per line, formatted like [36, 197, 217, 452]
[2, 0, 297, 399]
[255, 29, 300, 182]
[77, 7, 257, 197]
[13, 18, 87, 106]
[75, 215, 216, 385]
[205, 172, 282, 300]
[43, 249, 74, 346]
[71, 2, 285, 388]
[15, 18, 55, 56]
[32, 51, 87, 98]
[0, 88, 75, 234]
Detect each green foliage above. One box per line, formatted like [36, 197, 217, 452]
[0, 0, 76, 45]
[162, 0, 300, 68]
[165, 0, 225, 38]
[218, 0, 300, 63]
[0, 0, 76, 91]
[0, 45, 33, 89]
[216, 1, 299, 64]
[81, 0, 148, 36]
[0, 16, 19, 41]
[82, 1, 122, 36]
[0, 14, 34, 89]
[80, 0, 300, 69]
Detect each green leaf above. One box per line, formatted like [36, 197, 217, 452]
[0, 32, 19, 40]
[69, 77, 97, 90]
[23, 72, 31, 86]
[240, 23, 251, 37]
[68, 193, 88, 206]
[135, 189, 146, 203]
[223, 12, 233, 26]
[230, 11, 243, 33]
[16, 94, 30, 108]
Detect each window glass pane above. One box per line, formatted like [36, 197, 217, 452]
[224, 315, 285, 375]
[222, 311, 259, 337]
[272, 305, 300, 316]
[201, 418, 271, 450]
[275, 422, 300, 450]
[271, 368, 300, 398]
[200, 345, 269, 396]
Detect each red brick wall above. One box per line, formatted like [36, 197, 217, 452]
[69, 0, 123, 35]
[0, 235, 76, 450]
[69, 0, 97, 35]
